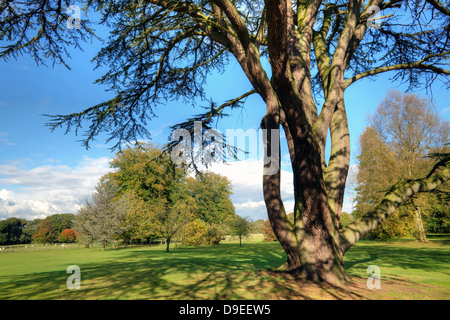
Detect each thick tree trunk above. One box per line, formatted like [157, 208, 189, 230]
[261, 111, 349, 284]
[414, 208, 427, 242]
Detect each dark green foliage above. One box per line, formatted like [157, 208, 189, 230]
[44, 213, 75, 235]
[0, 217, 28, 245]
[423, 189, 450, 233]
[21, 219, 43, 243]
[0, 0, 96, 68]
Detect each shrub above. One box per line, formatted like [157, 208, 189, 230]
[58, 228, 77, 243]
[205, 223, 226, 245]
[183, 219, 207, 246]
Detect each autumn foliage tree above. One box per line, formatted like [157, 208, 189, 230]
[355, 90, 449, 240]
[182, 219, 208, 246]
[58, 228, 77, 243]
[2, 0, 450, 283]
[262, 219, 277, 242]
[229, 215, 252, 246]
[33, 220, 57, 244]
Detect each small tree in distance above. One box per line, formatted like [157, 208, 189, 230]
[230, 216, 252, 247]
[74, 179, 127, 250]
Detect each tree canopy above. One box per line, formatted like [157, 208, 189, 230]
[0, 217, 28, 245]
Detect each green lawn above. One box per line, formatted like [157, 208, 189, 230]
[0, 237, 449, 300]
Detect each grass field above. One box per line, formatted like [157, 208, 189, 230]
[0, 235, 449, 300]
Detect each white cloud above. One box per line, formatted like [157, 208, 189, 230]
[205, 159, 357, 220]
[203, 159, 295, 221]
[0, 157, 111, 220]
[342, 163, 359, 214]
[0, 154, 358, 223]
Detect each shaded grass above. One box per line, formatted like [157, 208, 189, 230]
[0, 238, 449, 300]
[343, 238, 450, 298]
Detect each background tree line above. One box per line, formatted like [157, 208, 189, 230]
[3, 91, 448, 248]
[0, 213, 76, 245]
[1, 144, 256, 248]
[74, 143, 255, 251]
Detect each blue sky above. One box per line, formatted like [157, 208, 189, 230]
[0, 22, 449, 221]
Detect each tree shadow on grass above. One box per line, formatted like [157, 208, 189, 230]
[0, 243, 285, 300]
[345, 241, 450, 272]
[1, 241, 448, 300]
[0, 242, 365, 300]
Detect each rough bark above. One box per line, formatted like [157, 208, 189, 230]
[414, 208, 428, 242]
[265, 104, 349, 283]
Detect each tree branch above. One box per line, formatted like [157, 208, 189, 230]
[147, 0, 230, 47]
[425, 0, 450, 16]
[211, 0, 250, 49]
[255, 7, 267, 49]
[312, 3, 334, 89]
[340, 159, 450, 254]
[343, 52, 450, 88]
[323, 100, 350, 229]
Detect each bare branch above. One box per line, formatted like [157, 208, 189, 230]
[425, 0, 450, 16]
[211, 0, 251, 49]
[344, 51, 450, 88]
